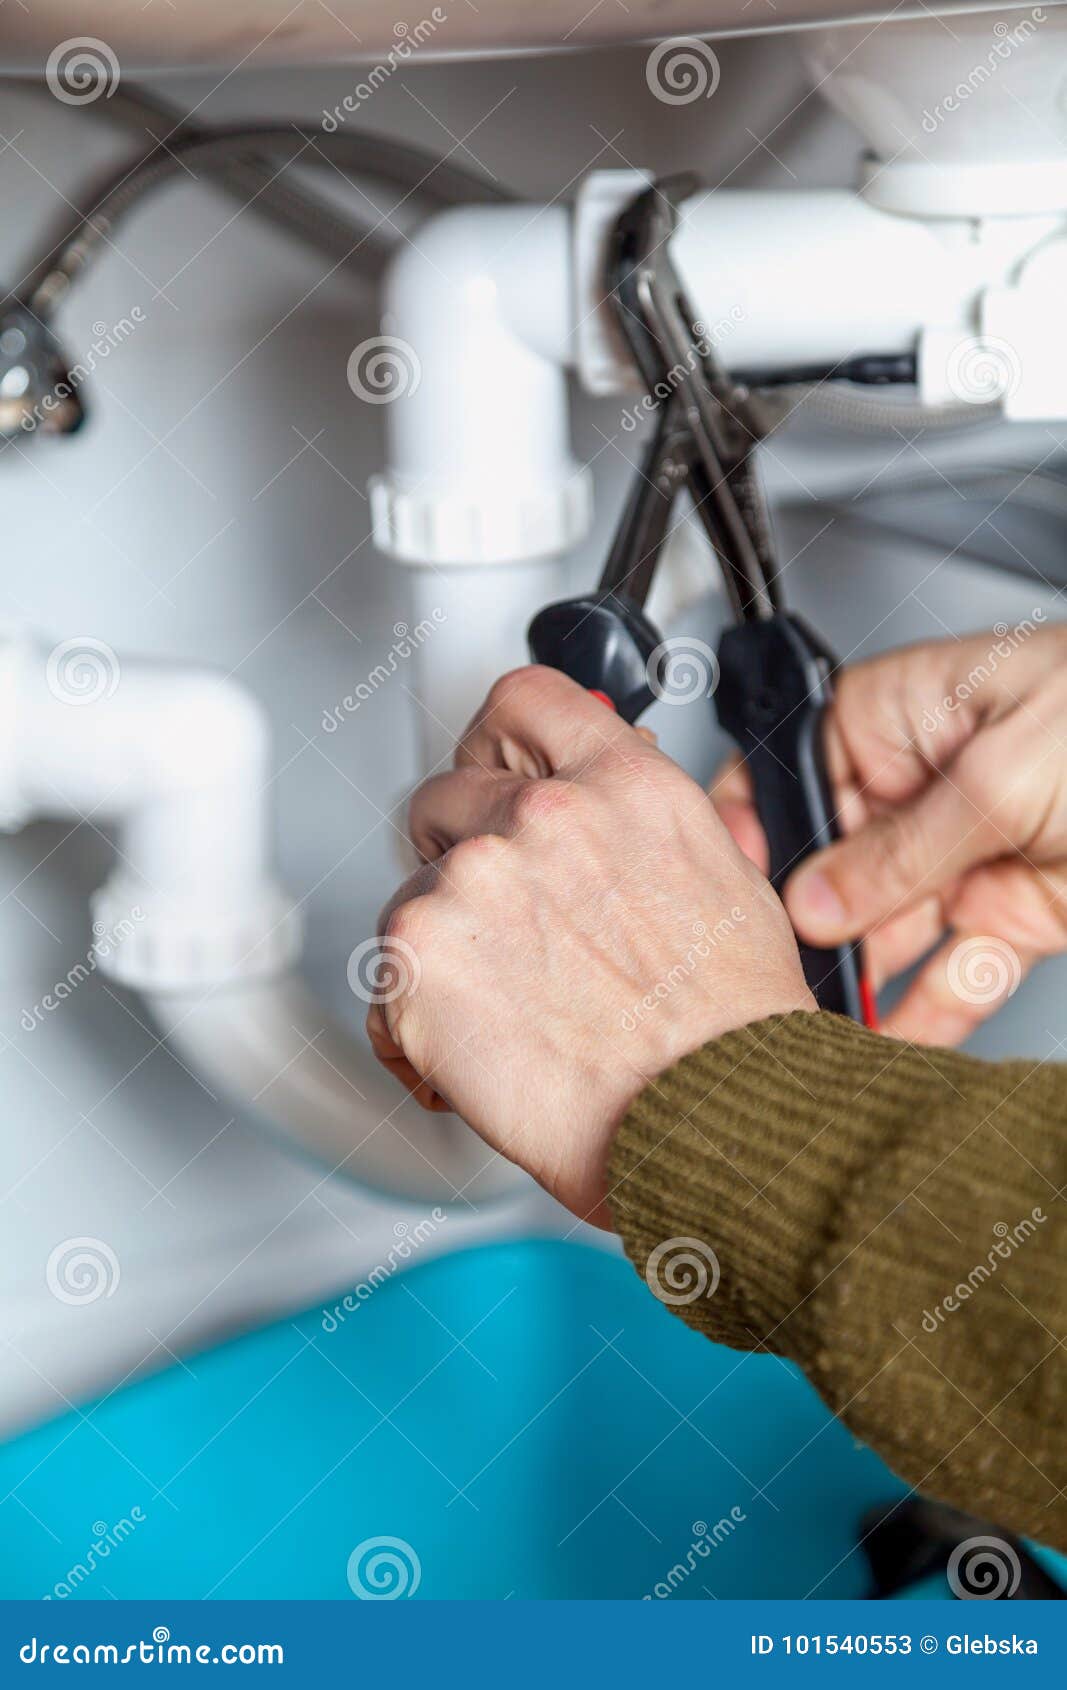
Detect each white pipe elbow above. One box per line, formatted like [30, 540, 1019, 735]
[0, 631, 295, 988]
[0, 629, 520, 1204]
[0, 633, 267, 827]
[369, 203, 592, 567]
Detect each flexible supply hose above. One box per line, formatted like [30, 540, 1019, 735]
[21, 122, 512, 315]
[102, 83, 398, 277]
[774, 382, 1001, 432]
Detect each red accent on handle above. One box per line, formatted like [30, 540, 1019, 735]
[859, 974, 879, 1031]
[589, 690, 617, 711]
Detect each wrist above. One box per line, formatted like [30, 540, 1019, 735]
[582, 981, 816, 1228]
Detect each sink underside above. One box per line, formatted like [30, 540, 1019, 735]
[0, 0, 1021, 70]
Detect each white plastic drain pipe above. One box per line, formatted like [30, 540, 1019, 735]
[0, 629, 519, 1204]
[149, 975, 509, 1201]
[368, 64, 1067, 659]
[368, 204, 590, 759]
[365, 177, 1067, 765]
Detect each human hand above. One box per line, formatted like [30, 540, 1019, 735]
[368, 666, 814, 1225]
[712, 620, 1067, 1046]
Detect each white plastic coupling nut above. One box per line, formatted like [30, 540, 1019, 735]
[369, 469, 592, 567]
[572, 169, 653, 397]
[90, 875, 303, 994]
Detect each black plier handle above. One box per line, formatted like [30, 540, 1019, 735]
[714, 615, 876, 1025]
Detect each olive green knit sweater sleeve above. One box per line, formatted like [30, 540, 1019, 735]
[608, 1011, 1067, 1552]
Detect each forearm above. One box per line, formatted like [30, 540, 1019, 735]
[608, 1011, 1067, 1551]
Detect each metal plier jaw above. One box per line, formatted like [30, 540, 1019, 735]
[607, 175, 779, 622]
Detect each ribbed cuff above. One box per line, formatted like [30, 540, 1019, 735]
[607, 1010, 962, 1358]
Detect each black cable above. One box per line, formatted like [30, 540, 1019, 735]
[734, 352, 918, 390]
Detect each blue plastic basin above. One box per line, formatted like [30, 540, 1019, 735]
[0, 1240, 1060, 1600]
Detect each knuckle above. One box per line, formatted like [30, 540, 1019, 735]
[485, 665, 542, 715]
[382, 894, 435, 956]
[442, 832, 509, 892]
[507, 777, 577, 835]
[485, 664, 575, 722]
[408, 768, 484, 859]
